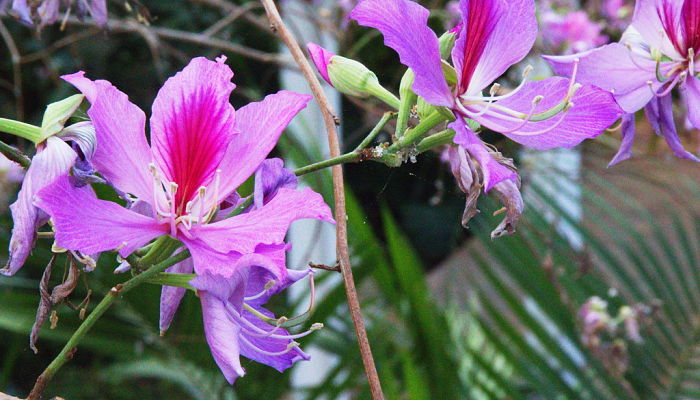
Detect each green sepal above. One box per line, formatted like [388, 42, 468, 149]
[40, 94, 85, 142]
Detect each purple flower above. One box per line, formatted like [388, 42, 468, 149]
[10, 0, 107, 28]
[546, 0, 700, 164]
[540, 9, 609, 54]
[2, 122, 96, 276]
[33, 57, 334, 379]
[0, 153, 25, 183]
[191, 251, 317, 383]
[307, 42, 334, 85]
[350, 0, 623, 191]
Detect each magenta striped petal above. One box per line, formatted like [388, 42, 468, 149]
[159, 251, 194, 334]
[632, 0, 681, 58]
[150, 57, 237, 214]
[350, 0, 453, 107]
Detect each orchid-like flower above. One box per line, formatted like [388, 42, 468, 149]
[2, 95, 97, 276]
[349, 0, 622, 234]
[10, 0, 107, 29]
[33, 57, 334, 381]
[546, 0, 700, 165]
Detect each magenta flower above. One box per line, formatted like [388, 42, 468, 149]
[33, 57, 334, 381]
[350, 0, 623, 191]
[546, 0, 700, 165]
[2, 122, 96, 276]
[10, 0, 107, 28]
[540, 9, 609, 54]
[307, 42, 334, 85]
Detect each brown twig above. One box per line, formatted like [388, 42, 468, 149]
[0, 139, 31, 169]
[309, 261, 341, 273]
[0, 19, 24, 120]
[258, 1, 385, 399]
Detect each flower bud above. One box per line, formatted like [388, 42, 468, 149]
[439, 29, 457, 59]
[307, 42, 400, 108]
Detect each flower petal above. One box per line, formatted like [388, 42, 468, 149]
[632, 0, 681, 58]
[214, 91, 312, 203]
[489, 178, 523, 239]
[61, 72, 154, 203]
[650, 94, 700, 161]
[194, 188, 334, 255]
[35, 175, 168, 257]
[198, 291, 245, 384]
[544, 43, 665, 113]
[450, 120, 517, 192]
[159, 251, 194, 334]
[150, 57, 237, 211]
[2, 137, 76, 276]
[307, 42, 334, 85]
[608, 113, 637, 166]
[350, 0, 453, 107]
[453, 0, 536, 94]
[683, 75, 700, 129]
[253, 158, 298, 209]
[470, 77, 624, 150]
[183, 239, 287, 280]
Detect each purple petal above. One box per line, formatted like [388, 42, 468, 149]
[453, 0, 536, 94]
[150, 57, 237, 212]
[653, 94, 700, 161]
[350, 0, 453, 107]
[2, 138, 76, 276]
[198, 291, 245, 384]
[446, 145, 481, 225]
[253, 158, 298, 209]
[11, 0, 31, 24]
[469, 77, 624, 150]
[632, 0, 681, 58]
[489, 178, 523, 238]
[307, 42, 334, 85]
[35, 175, 168, 257]
[159, 251, 194, 334]
[184, 239, 287, 280]
[544, 43, 667, 113]
[194, 187, 334, 255]
[61, 72, 154, 203]
[608, 113, 637, 166]
[89, 0, 108, 26]
[37, 0, 59, 28]
[215, 91, 312, 203]
[450, 120, 517, 192]
[683, 75, 700, 129]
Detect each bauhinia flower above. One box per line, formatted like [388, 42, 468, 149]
[33, 56, 334, 381]
[540, 7, 609, 54]
[546, 0, 700, 165]
[349, 0, 622, 234]
[10, 0, 107, 29]
[2, 95, 97, 276]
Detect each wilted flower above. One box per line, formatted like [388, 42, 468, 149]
[34, 56, 334, 382]
[546, 0, 700, 165]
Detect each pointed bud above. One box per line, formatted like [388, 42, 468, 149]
[439, 30, 457, 59]
[40, 94, 85, 142]
[307, 42, 400, 108]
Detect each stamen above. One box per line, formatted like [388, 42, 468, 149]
[689, 48, 696, 75]
[510, 102, 574, 137]
[498, 95, 544, 134]
[624, 42, 658, 73]
[245, 280, 278, 301]
[239, 335, 301, 357]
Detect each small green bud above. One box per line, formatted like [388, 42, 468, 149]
[438, 30, 457, 59]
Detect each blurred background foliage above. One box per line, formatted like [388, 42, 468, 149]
[1, 0, 699, 399]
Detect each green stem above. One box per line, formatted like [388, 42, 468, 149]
[293, 152, 362, 176]
[415, 129, 456, 153]
[395, 70, 417, 139]
[225, 195, 254, 218]
[389, 111, 450, 152]
[0, 118, 41, 143]
[354, 112, 395, 152]
[27, 249, 191, 400]
[0, 139, 31, 169]
[138, 235, 181, 267]
[366, 85, 401, 110]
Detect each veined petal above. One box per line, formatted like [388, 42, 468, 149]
[653, 94, 700, 161]
[307, 42, 334, 85]
[683, 75, 700, 129]
[35, 175, 168, 257]
[150, 57, 237, 213]
[183, 239, 287, 280]
[61, 72, 154, 203]
[350, 0, 453, 107]
[450, 120, 517, 192]
[608, 113, 637, 166]
[544, 43, 666, 113]
[453, 0, 536, 95]
[215, 91, 312, 203]
[632, 0, 682, 58]
[253, 158, 298, 209]
[2, 137, 76, 276]
[194, 188, 334, 255]
[159, 251, 194, 334]
[469, 77, 624, 150]
[198, 291, 245, 384]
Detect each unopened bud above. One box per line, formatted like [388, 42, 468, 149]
[439, 30, 457, 59]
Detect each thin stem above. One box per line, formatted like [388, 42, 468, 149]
[225, 195, 254, 218]
[259, 1, 385, 399]
[389, 110, 450, 152]
[27, 249, 191, 400]
[415, 129, 456, 153]
[354, 112, 395, 152]
[294, 152, 361, 176]
[0, 139, 31, 169]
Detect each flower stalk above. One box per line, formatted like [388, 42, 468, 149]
[0, 139, 31, 169]
[0, 119, 42, 143]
